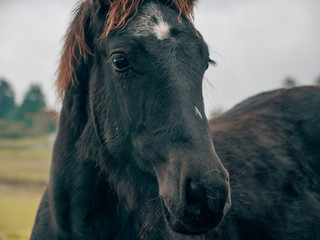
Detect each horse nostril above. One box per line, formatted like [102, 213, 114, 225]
[184, 174, 229, 218]
[162, 168, 230, 234]
[186, 179, 196, 200]
[185, 178, 206, 215]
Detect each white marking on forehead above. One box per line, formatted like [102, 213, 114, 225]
[194, 106, 203, 119]
[153, 19, 170, 40]
[129, 2, 171, 40]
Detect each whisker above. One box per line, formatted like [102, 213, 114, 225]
[206, 194, 220, 200]
[148, 195, 161, 202]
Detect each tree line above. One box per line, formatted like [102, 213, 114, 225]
[282, 75, 320, 88]
[0, 77, 57, 138]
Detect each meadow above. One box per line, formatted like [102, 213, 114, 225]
[0, 136, 52, 240]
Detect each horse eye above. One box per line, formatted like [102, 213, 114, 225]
[112, 54, 130, 72]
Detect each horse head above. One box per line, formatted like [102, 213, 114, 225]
[56, 0, 230, 235]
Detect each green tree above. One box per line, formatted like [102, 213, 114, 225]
[283, 77, 297, 88]
[17, 84, 46, 125]
[0, 78, 15, 118]
[20, 84, 46, 114]
[315, 75, 320, 85]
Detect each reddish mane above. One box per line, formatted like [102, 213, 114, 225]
[57, 0, 195, 99]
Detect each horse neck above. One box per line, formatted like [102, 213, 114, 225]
[50, 135, 165, 238]
[53, 82, 169, 238]
[51, 103, 141, 238]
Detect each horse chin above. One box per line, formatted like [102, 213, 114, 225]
[161, 199, 221, 235]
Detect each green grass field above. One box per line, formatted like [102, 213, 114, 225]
[0, 136, 51, 240]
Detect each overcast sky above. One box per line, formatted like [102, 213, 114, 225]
[1, 0, 320, 115]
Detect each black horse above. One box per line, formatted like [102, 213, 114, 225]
[210, 86, 320, 239]
[31, 0, 320, 239]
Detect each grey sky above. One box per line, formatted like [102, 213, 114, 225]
[1, 0, 320, 115]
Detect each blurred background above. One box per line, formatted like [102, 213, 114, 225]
[0, 0, 319, 239]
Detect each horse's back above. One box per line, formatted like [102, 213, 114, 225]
[212, 85, 320, 159]
[209, 86, 320, 239]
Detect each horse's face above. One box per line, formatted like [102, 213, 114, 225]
[89, 1, 230, 235]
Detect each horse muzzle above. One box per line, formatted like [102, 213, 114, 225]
[158, 155, 231, 235]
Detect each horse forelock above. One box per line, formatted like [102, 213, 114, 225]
[57, 0, 195, 99]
